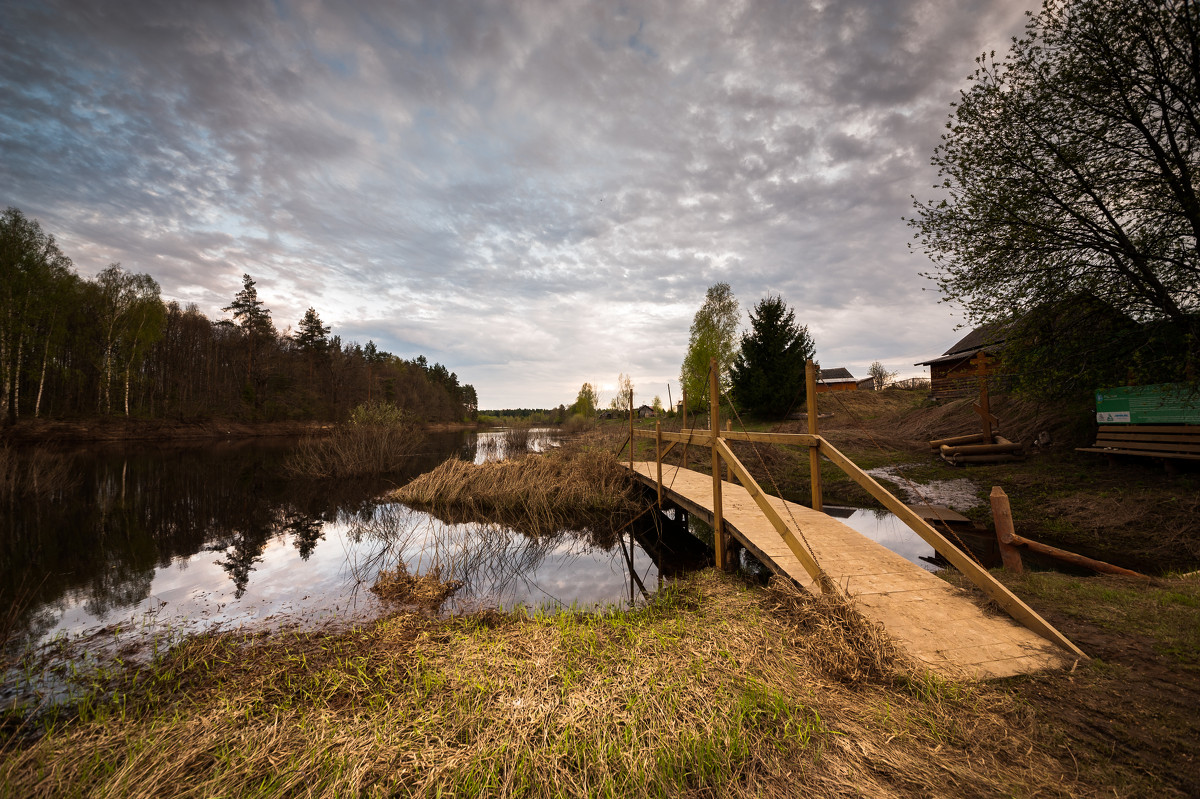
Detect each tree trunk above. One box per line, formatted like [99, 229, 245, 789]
[34, 331, 51, 417]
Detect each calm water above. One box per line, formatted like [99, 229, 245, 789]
[1, 431, 657, 676]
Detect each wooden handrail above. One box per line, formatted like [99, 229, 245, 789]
[633, 428, 820, 447]
[817, 437, 1086, 657]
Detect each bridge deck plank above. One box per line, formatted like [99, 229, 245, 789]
[628, 462, 1070, 681]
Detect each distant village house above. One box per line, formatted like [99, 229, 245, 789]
[815, 367, 859, 393]
[915, 323, 1009, 400]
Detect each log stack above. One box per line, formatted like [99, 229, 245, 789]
[930, 432, 1025, 466]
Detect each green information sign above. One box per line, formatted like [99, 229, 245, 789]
[1094, 383, 1200, 425]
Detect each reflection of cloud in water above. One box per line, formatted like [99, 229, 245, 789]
[346, 502, 655, 613]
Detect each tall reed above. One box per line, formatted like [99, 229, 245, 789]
[393, 448, 639, 536]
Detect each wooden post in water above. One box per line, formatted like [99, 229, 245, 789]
[628, 389, 635, 469]
[710, 358, 727, 571]
[805, 359, 823, 512]
[655, 420, 663, 507]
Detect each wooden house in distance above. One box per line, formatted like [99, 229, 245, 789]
[816, 367, 860, 393]
[915, 322, 1009, 400]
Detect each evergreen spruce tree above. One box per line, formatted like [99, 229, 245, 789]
[729, 294, 815, 417]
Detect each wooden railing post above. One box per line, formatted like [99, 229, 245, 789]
[725, 420, 732, 483]
[709, 358, 727, 571]
[806, 359, 823, 511]
[655, 420, 663, 507]
[628, 389, 634, 469]
[681, 388, 688, 471]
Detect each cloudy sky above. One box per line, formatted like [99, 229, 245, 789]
[2, 0, 1032, 408]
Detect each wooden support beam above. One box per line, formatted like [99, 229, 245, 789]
[817, 436, 1086, 658]
[635, 428, 824, 448]
[806, 359, 823, 512]
[721, 429, 821, 447]
[713, 438, 827, 589]
[634, 429, 714, 446]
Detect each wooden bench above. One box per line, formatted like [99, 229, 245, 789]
[1077, 424, 1200, 464]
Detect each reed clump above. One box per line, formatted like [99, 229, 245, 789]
[285, 402, 423, 478]
[393, 447, 640, 535]
[0, 571, 1081, 798]
[502, 423, 532, 454]
[371, 563, 463, 608]
[0, 445, 77, 498]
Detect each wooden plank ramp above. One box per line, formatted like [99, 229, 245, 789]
[628, 461, 1072, 681]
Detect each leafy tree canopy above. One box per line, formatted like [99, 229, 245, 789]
[910, 0, 1200, 387]
[680, 282, 739, 409]
[729, 294, 815, 417]
[571, 382, 599, 417]
[609, 373, 634, 411]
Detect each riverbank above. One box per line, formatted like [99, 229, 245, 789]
[0, 417, 490, 444]
[3, 568, 1196, 797]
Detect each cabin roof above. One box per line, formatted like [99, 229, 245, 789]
[915, 322, 1008, 366]
[818, 367, 856, 383]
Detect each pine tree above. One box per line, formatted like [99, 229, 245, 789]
[222, 274, 274, 382]
[729, 294, 815, 417]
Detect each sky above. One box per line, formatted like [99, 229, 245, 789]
[1, 0, 1034, 409]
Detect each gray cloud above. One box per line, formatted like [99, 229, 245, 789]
[1, 0, 1031, 407]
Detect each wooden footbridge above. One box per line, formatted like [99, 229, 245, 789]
[621, 360, 1085, 681]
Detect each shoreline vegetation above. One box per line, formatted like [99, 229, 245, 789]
[4, 568, 1196, 796]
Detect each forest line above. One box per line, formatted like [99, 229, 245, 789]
[1, 208, 477, 427]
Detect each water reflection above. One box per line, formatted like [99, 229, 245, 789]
[0, 429, 654, 666]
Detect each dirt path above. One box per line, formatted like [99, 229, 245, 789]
[1012, 592, 1200, 796]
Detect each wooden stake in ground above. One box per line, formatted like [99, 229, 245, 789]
[990, 486, 1024, 573]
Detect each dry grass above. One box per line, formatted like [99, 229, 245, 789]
[371, 562, 464, 608]
[763, 576, 908, 683]
[285, 424, 424, 478]
[0, 571, 1084, 798]
[393, 447, 641, 536]
[0, 445, 77, 498]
